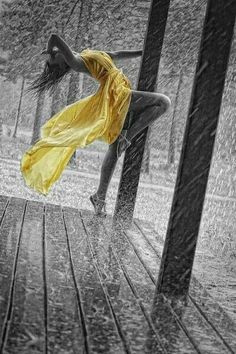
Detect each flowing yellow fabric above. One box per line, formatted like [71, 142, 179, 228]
[20, 49, 132, 195]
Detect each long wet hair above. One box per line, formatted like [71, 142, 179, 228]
[28, 49, 71, 96]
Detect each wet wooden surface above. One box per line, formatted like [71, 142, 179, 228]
[0, 195, 236, 353]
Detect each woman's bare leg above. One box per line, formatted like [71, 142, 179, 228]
[95, 141, 119, 200]
[126, 90, 171, 141]
[92, 90, 171, 203]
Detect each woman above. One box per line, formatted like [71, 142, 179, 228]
[21, 34, 171, 216]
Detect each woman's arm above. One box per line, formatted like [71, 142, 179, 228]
[45, 34, 82, 71]
[106, 50, 143, 61]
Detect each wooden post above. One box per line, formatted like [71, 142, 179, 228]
[156, 0, 236, 298]
[167, 68, 183, 166]
[113, 0, 171, 227]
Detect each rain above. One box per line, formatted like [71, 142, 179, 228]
[0, 0, 236, 352]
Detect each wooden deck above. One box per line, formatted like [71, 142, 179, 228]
[0, 195, 236, 354]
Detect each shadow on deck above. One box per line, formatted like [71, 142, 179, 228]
[0, 195, 235, 353]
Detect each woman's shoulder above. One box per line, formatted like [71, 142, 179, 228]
[73, 51, 91, 75]
[80, 48, 112, 59]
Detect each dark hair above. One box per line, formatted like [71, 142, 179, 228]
[28, 50, 71, 96]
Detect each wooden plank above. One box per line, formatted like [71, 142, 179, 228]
[62, 207, 126, 354]
[156, 0, 236, 297]
[3, 200, 45, 353]
[114, 0, 171, 226]
[80, 210, 164, 354]
[102, 217, 198, 354]
[0, 197, 26, 351]
[190, 278, 236, 353]
[135, 217, 236, 351]
[45, 203, 86, 353]
[133, 219, 235, 353]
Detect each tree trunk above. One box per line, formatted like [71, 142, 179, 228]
[31, 90, 45, 144]
[67, 72, 84, 105]
[11, 77, 25, 138]
[51, 85, 63, 117]
[167, 68, 183, 165]
[68, 0, 92, 166]
[67, 0, 85, 106]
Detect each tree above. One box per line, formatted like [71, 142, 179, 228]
[68, 0, 93, 166]
[0, 0, 79, 140]
[140, 0, 205, 172]
[160, 0, 206, 164]
[31, 91, 45, 144]
[11, 77, 25, 138]
[67, 1, 85, 106]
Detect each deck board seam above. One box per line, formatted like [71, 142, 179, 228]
[188, 295, 235, 354]
[99, 221, 169, 354]
[115, 220, 202, 354]
[133, 219, 236, 353]
[108, 246, 167, 354]
[61, 208, 90, 354]
[79, 211, 132, 354]
[0, 199, 27, 353]
[124, 227, 203, 353]
[133, 219, 162, 259]
[121, 225, 157, 285]
[162, 295, 202, 354]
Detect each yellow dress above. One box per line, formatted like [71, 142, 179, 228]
[20, 49, 132, 195]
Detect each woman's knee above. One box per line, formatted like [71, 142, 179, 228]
[155, 93, 171, 113]
[130, 90, 171, 114]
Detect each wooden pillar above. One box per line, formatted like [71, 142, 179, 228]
[156, 0, 236, 298]
[113, 0, 171, 227]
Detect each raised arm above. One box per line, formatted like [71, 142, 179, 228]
[105, 50, 143, 61]
[44, 34, 82, 71]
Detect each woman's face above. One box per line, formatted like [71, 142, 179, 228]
[47, 51, 66, 70]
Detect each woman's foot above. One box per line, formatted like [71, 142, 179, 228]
[116, 130, 131, 159]
[89, 193, 107, 217]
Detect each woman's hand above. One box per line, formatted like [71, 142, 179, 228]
[42, 34, 59, 55]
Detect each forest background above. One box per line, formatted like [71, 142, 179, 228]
[0, 0, 236, 186]
[1, 0, 236, 169]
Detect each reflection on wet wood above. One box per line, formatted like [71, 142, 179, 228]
[63, 207, 126, 354]
[103, 218, 197, 354]
[0, 198, 28, 352]
[0, 195, 235, 353]
[80, 209, 163, 354]
[190, 278, 236, 352]
[134, 218, 236, 354]
[4, 201, 44, 353]
[45, 204, 85, 353]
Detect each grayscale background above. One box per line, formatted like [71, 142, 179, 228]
[0, 0, 235, 324]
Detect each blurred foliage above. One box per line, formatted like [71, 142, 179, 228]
[0, 0, 79, 81]
[0, 0, 236, 162]
[162, 0, 206, 75]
